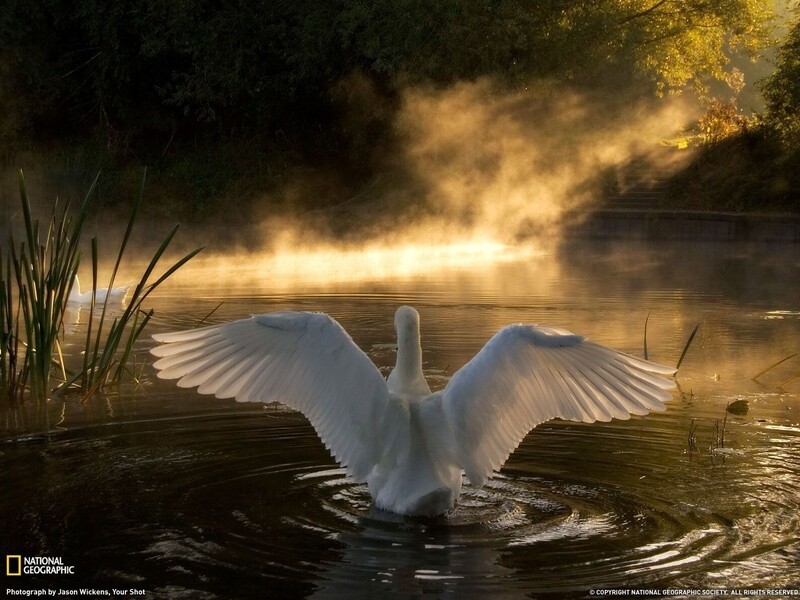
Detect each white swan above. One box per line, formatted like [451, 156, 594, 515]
[150, 306, 676, 516]
[68, 275, 130, 305]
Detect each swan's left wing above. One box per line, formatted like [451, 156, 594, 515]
[150, 312, 390, 481]
[442, 324, 676, 487]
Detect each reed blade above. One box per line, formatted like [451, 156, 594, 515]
[676, 323, 700, 371]
[751, 353, 798, 382]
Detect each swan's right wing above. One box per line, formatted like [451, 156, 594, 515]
[442, 324, 676, 487]
[151, 312, 390, 481]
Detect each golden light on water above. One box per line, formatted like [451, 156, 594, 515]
[163, 238, 544, 292]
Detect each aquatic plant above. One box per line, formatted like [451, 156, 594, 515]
[779, 373, 799, 390]
[751, 352, 798, 382]
[687, 419, 699, 458]
[713, 411, 728, 452]
[676, 323, 700, 370]
[62, 169, 203, 400]
[0, 249, 26, 415]
[725, 399, 749, 416]
[1, 168, 201, 429]
[0, 171, 93, 425]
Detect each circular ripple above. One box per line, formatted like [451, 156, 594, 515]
[4, 411, 799, 598]
[234, 463, 738, 595]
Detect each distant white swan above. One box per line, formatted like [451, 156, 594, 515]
[68, 275, 130, 305]
[151, 306, 676, 516]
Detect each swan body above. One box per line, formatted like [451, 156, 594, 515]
[151, 306, 676, 516]
[68, 275, 130, 305]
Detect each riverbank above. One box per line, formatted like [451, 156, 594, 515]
[3, 140, 799, 249]
[566, 209, 800, 243]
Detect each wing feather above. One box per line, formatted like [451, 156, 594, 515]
[151, 312, 390, 481]
[443, 324, 676, 486]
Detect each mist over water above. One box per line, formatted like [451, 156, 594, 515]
[3, 78, 700, 276]
[394, 81, 696, 240]
[192, 80, 701, 264]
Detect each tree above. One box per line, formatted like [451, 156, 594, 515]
[0, 0, 776, 148]
[760, 14, 800, 146]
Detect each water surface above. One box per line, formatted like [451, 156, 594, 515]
[2, 240, 799, 598]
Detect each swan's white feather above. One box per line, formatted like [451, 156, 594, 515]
[151, 307, 676, 516]
[152, 312, 390, 482]
[442, 324, 676, 487]
[68, 275, 130, 305]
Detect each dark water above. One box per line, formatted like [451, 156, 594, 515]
[2, 240, 799, 599]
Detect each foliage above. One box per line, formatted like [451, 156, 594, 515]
[615, 0, 773, 93]
[66, 169, 203, 400]
[760, 14, 800, 147]
[0, 0, 775, 152]
[4, 172, 92, 417]
[666, 129, 799, 213]
[698, 98, 751, 144]
[666, 11, 800, 214]
[1, 252, 26, 411]
[1, 168, 201, 430]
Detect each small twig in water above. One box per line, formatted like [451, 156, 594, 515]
[751, 353, 798, 382]
[687, 419, 699, 458]
[676, 323, 700, 371]
[643, 311, 650, 360]
[195, 302, 224, 329]
[778, 373, 800, 391]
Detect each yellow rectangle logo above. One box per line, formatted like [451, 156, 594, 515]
[6, 555, 22, 576]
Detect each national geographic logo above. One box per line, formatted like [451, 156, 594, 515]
[5, 555, 75, 575]
[7, 555, 21, 576]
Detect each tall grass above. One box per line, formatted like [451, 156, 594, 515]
[0, 248, 26, 416]
[1, 171, 93, 426]
[63, 170, 202, 400]
[676, 323, 700, 371]
[751, 353, 798, 382]
[1, 168, 200, 430]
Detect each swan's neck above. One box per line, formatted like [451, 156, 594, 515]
[388, 320, 431, 397]
[68, 275, 81, 301]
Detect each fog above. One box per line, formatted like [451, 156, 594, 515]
[167, 79, 700, 285]
[391, 79, 696, 241]
[1, 78, 704, 287]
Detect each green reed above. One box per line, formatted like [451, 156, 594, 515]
[59, 168, 203, 400]
[751, 353, 798, 382]
[1, 168, 201, 428]
[2, 170, 93, 423]
[676, 323, 700, 371]
[0, 248, 26, 413]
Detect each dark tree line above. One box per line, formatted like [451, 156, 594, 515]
[3, 0, 799, 215]
[0, 1, 775, 152]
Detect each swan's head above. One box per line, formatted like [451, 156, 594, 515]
[394, 306, 420, 342]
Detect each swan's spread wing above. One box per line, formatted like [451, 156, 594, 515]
[442, 324, 676, 487]
[151, 312, 390, 481]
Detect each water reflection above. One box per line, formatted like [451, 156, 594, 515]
[64, 304, 82, 330]
[309, 514, 524, 599]
[5, 408, 796, 596]
[160, 239, 542, 293]
[2, 239, 799, 596]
